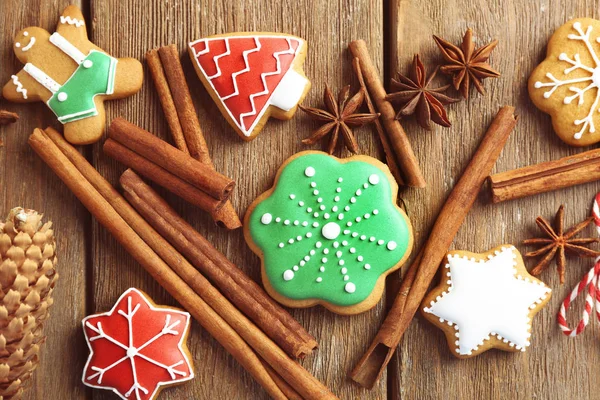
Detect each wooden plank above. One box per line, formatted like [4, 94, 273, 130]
[89, 0, 386, 399]
[389, 0, 600, 399]
[0, 2, 89, 400]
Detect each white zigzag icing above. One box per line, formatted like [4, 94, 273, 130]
[60, 16, 85, 27]
[206, 40, 230, 79]
[196, 40, 210, 56]
[11, 75, 27, 99]
[238, 38, 295, 131]
[221, 38, 261, 101]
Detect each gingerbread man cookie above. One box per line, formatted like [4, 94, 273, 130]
[421, 246, 551, 358]
[530, 18, 600, 146]
[188, 33, 310, 141]
[2, 5, 143, 145]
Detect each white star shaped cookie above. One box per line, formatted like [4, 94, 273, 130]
[422, 245, 551, 358]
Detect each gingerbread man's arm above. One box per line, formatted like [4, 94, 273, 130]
[55, 5, 89, 46]
[2, 69, 48, 103]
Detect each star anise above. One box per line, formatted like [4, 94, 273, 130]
[523, 205, 600, 284]
[299, 85, 379, 154]
[433, 28, 500, 99]
[385, 54, 459, 130]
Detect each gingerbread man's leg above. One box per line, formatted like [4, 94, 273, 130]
[63, 99, 106, 145]
[109, 58, 143, 99]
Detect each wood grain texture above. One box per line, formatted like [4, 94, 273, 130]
[0, 1, 89, 399]
[390, 1, 600, 399]
[5, 0, 598, 398]
[89, 0, 386, 399]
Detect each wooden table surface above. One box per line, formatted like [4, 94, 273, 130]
[1, 0, 599, 399]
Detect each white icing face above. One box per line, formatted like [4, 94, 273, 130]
[423, 247, 551, 356]
[15, 31, 36, 52]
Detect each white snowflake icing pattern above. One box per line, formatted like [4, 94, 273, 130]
[83, 292, 191, 399]
[535, 21, 600, 139]
[260, 165, 398, 294]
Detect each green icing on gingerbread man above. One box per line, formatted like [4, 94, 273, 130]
[246, 152, 413, 313]
[2, 5, 142, 145]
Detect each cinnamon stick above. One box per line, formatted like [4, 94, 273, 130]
[29, 128, 286, 400]
[157, 45, 210, 164]
[349, 40, 426, 188]
[103, 139, 224, 213]
[261, 359, 304, 400]
[351, 57, 404, 186]
[33, 127, 338, 400]
[146, 46, 242, 229]
[146, 49, 190, 154]
[0, 110, 18, 125]
[351, 106, 518, 389]
[120, 168, 317, 358]
[489, 148, 600, 203]
[108, 118, 234, 200]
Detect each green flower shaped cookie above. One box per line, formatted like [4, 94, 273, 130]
[244, 151, 413, 315]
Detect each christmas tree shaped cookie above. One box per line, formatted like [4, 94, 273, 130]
[82, 288, 194, 400]
[188, 33, 310, 141]
[530, 18, 600, 146]
[2, 5, 143, 145]
[244, 151, 413, 315]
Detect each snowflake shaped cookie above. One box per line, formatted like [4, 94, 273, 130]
[82, 288, 194, 400]
[244, 151, 413, 315]
[421, 246, 552, 359]
[530, 18, 600, 146]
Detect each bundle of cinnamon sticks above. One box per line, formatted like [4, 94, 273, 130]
[30, 127, 336, 400]
[145, 44, 241, 229]
[351, 106, 518, 389]
[104, 118, 233, 216]
[349, 40, 426, 188]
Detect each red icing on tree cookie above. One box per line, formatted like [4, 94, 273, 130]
[189, 34, 308, 138]
[82, 288, 194, 400]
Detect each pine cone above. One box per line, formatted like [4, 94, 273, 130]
[0, 208, 57, 399]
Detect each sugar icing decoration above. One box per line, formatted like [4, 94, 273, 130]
[10, 75, 27, 99]
[20, 31, 118, 124]
[82, 288, 194, 400]
[60, 15, 85, 27]
[189, 34, 309, 137]
[248, 152, 411, 306]
[534, 21, 600, 140]
[423, 246, 551, 356]
[16, 31, 36, 52]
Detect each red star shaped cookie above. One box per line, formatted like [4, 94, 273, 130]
[82, 288, 194, 400]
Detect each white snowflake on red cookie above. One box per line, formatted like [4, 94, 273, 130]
[82, 288, 194, 400]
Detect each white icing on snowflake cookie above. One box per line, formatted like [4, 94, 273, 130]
[421, 245, 551, 358]
[530, 18, 600, 146]
[82, 288, 194, 400]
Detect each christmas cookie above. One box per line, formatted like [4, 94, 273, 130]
[188, 33, 310, 141]
[82, 288, 194, 400]
[2, 5, 143, 145]
[244, 151, 413, 315]
[529, 18, 600, 146]
[421, 246, 552, 358]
